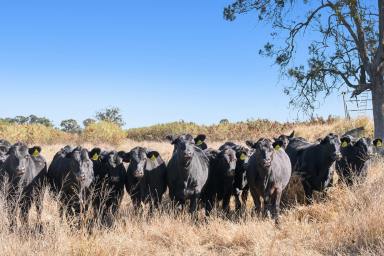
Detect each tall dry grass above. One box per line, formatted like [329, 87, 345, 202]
[0, 140, 383, 255]
[0, 117, 374, 146]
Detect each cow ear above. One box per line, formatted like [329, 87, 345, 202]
[195, 134, 206, 142]
[118, 151, 131, 163]
[185, 134, 195, 143]
[373, 138, 383, 147]
[288, 131, 295, 138]
[272, 141, 283, 150]
[29, 146, 42, 157]
[89, 148, 101, 161]
[340, 136, 351, 147]
[165, 135, 176, 144]
[320, 136, 331, 144]
[80, 149, 90, 160]
[147, 151, 160, 161]
[245, 140, 255, 148]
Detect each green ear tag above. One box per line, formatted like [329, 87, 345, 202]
[150, 155, 157, 161]
[377, 141, 383, 147]
[341, 141, 348, 148]
[239, 153, 246, 161]
[92, 153, 99, 161]
[274, 145, 281, 151]
[32, 149, 39, 157]
[196, 140, 203, 146]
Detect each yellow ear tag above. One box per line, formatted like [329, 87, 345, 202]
[32, 149, 39, 157]
[92, 153, 99, 161]
[341, 141, 348, 148]
[377, 141, 383, 147]
[196, 140, 203, 146]
[240, 153, 246, 161]
[150, 155, 157, 161]
[274, 145, 281, 151]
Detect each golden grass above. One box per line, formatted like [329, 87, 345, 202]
[0, 117, 374, 146]
[0, 140, 383, 255]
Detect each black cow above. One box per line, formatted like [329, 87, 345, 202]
[166, 134, 209, 214]
[287, 134, 341, 202]
[194, 134, 208, 150]
[2, 143, 47, 229]
[203, 147, 237, 215]
[336, 136, 373, 185]
[219, 142, 250, 211]
[125, 147, 167, 213]
[246, 139, 291, 222]
[373, 138, 384, 156]
[273, 131, 295, 149]
[90, 148, 127, 226]
[47, 146, 94, 220]
[0, 139, 11, 165]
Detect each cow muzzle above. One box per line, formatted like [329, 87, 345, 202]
[332, 153, 342, 161]
[76, 174, 86, 182]
[262, 159, 271, 168]
[133, 170, 144, 178]
[16, 167, 26, 176]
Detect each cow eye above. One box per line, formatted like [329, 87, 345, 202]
[24, 155, 29, 159]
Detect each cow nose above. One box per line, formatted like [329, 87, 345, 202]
[76, 173, 86, 181]
[263, 159, 271, 167]
[17, 167, 26, 174]
[134, 170, 144, 178]
[227, 169, 235, 177]
[184, 151, 192, 158]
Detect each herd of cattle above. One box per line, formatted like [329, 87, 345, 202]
[0, 129, 382, 229]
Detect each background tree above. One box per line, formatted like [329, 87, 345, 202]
[60, 119, 81, 133]
[13, 116, 29, 124]
[0, 115, 53, 127]
[95, 107, 125, 127]
[224, 0, 384, 137]
[28, 114, 53, 127]
[83, 118, 96, 127]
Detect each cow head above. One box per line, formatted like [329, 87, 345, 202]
[373, 138, 383, 148]
[3, 142, 39, 184]
[0, 139, 11, 164]
[218, 148, 237, 177]
[66, 147, 94, 187]
[128, 147, 160, 179]
[253, 138, 274, 169]
[353, 137, 374, 160]
[167, 134, 197, 166]
[274, 131, 294, 149]
[320, 133, 342, 161]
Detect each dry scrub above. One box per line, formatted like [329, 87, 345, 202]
[0, 140, 383, 256]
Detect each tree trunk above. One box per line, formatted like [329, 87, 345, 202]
[372, 75, 384, 138]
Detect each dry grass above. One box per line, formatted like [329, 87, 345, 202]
[0, 140, 383, 256]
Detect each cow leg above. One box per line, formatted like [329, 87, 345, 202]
[241, 189, 249, 209]
[20, 197, 32, 228]
[189, 193, 198, 214]
[35, 192, 44, 225]
[6, 198, 17, 231]
[249, 187, 261, 216]
[222, 193, 231, 216]
[271, 188, 282, 224]
[234, 192, 241, 211]
[302, 181, 313, 204]
[204, 194, 215, 216]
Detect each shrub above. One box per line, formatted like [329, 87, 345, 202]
[0, 123, 75, 145]
[81, 121, 126, 145]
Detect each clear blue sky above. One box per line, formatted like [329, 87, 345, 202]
[0, 0, 347, 128]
